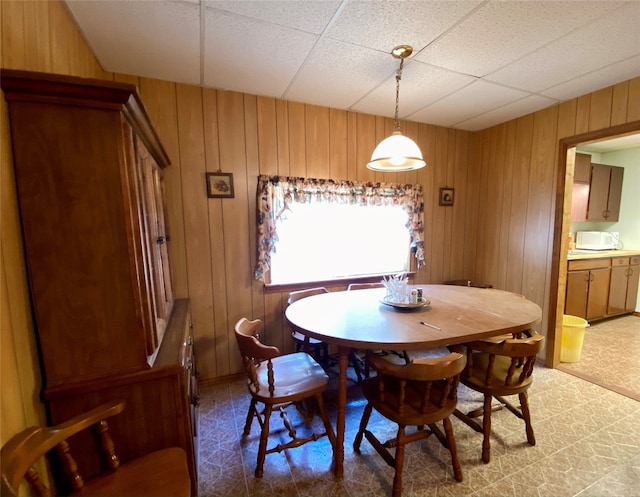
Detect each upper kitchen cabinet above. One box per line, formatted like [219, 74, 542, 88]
[587, 163, 623, 221]
[571, 153, 624, 222]
[571, 153, 591, 222]
[574, 152, 592, 182]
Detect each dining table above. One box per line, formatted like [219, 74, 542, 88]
[284, 283, 542, 478]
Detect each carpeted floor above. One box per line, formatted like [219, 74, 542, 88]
[556, 314, 640, 401]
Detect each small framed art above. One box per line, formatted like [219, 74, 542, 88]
[439, 187, 454, 206]
[206, 172, 234, 198]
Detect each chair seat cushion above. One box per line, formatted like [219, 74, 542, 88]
[73, 447, 190, 497]
[361, 376, 457, 426]
[462, 352, 533, 396]
[251, 352, 328, 402]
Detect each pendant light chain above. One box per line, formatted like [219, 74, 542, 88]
[394, 57, 403, 132]
[366, 44, 425, 171]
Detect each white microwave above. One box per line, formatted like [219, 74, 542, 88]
[575, 231, 620, 250]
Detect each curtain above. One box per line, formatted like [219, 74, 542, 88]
[254, 175, 425, 281]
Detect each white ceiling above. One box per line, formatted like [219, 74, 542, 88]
[64, 0, 640, 132]
[578, 133, 640, 152]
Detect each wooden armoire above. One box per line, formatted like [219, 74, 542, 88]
[1, 70, 198, 494]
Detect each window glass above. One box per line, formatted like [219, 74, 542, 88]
[270, 202, 410, 284]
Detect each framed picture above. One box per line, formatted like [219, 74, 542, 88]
[206, 172, 234, 198]
[439, 187, 454, 206]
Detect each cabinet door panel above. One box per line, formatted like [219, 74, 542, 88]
[574, 153, 591, 182]
[626, 264, 640, 312]
[607, 166, 623, 221]
[587, 164, 611, 220]
[586, 267, 610, 320]
[570, 182, 589, 222]
[608, 265, 628, 315]
[566, 270, 589, 318]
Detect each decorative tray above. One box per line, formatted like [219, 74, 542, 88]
[380, 296, 430, 309]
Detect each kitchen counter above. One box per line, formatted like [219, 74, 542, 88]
[567, 249, 640, 260]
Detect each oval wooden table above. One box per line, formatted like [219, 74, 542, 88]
[285, 284, 542, 478]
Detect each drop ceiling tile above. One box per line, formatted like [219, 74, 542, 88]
[486, 2, 640, 93]
[541, 55, 640, 101]
[204, 0, 341, 34]
[454, 94, 559, 131]
[407, 80, 529, 128]
[414, 0, 627, 77]
[351, 61, 476, 119]
[325, 0, 480, 54]
[66, 0, 201, 85]
[63, 0, 640, 132]
[203, 8, 318, 97]
[284, 40, 391, 111]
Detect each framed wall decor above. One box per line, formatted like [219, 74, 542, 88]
[439, 187, 454, 206]
[206, 172, 234, 198]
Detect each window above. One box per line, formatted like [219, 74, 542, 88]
[270, 202, 410, 284]
[254, 175, 424, 284]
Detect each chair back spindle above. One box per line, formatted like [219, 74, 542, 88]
[1, 400, 190, 497]
[455, 330, 545, 463]
[233, 317, 336, 478]
[354, 351, 467, 496]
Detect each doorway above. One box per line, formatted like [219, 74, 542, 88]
[547, 122, 640, 368]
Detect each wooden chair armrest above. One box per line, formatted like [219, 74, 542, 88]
[1, 400, 125, 496]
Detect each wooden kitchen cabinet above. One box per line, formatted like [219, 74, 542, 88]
[1, 70, 197, 493]
[574, 152, 592, 182]
[570, 154, 624, 222]
[587, 163, 623, 221]
[565, 258, 611, 320]
[570, 153, 591, 222]
[608, 256, 640, 315]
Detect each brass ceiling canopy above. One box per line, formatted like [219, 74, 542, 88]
[391, 45, 413, 59]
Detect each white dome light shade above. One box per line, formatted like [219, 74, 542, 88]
[366, 131, 426, 171]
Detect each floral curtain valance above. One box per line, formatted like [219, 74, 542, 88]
[254, 175, 425, 281]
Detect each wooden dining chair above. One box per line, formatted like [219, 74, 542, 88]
[234, 317, 336, 477]
[346, 282, 385, 291]
[0, 400, 190, 497]
[454, 330, 545, 463]
[287, 287, 331, 363]
[287, 287, 364, 381]
[354, 351, 466, 497]
[443, 279, 493, 289]
[347, 282, 409, 379]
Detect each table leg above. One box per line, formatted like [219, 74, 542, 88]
[334, 345, 349, 478]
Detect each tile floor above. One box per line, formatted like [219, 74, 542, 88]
[557, 314, 640, 401]
[197, 321, 640, 497]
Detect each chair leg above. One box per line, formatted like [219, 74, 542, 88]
[244, 398, 257, 436]
[391, 426, 406, 497]
[353, 403, 373, 452]
[315, 393, 337, 449]
[519, 391, 536, 446]
[349, 351, 363, 383]
[481, 394, 492, 463]
[321, 343, 329, 365]
[255, 403, 273, 478]
[442, 417, 463, 482]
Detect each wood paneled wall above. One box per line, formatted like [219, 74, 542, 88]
[0, 0, 110, 452]
[471, 83, 640, 367]
[132, 85, 476, 380]
[2, 2, 639, 453]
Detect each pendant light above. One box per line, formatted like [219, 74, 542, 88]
[366, 45, 426, 172]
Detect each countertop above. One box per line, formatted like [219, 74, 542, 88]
[567, 249, 640, 261]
